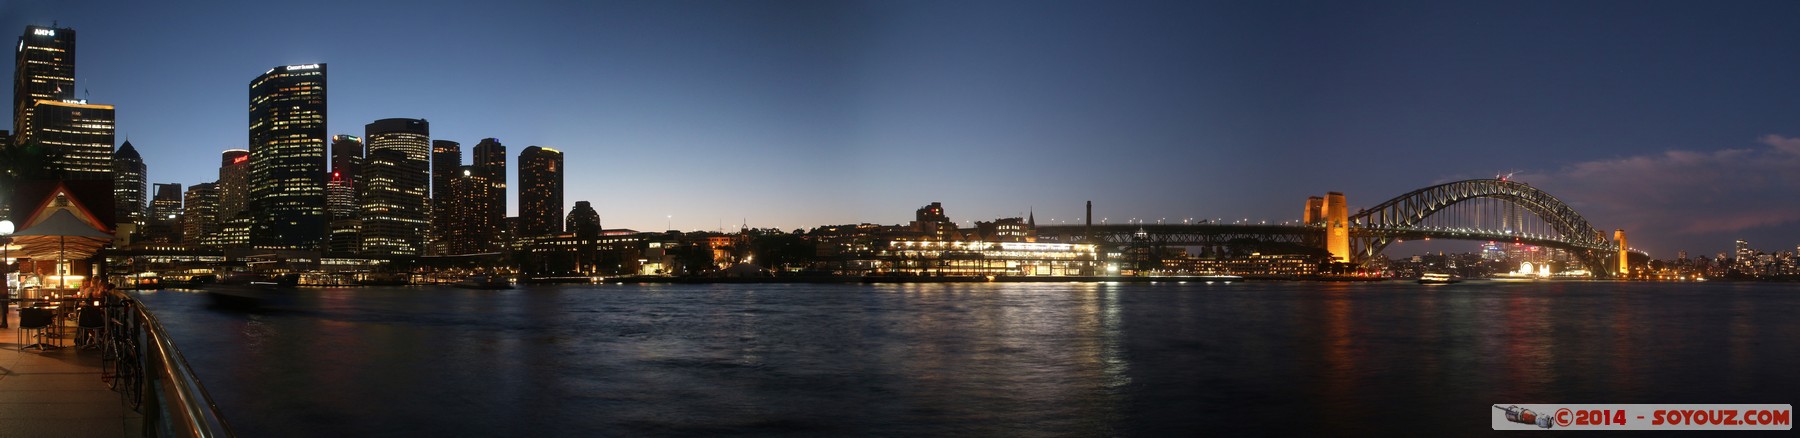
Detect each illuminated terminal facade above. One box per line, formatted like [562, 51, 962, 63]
[1174, 253, 1319, 278]
[248, 63, 328, 249]
[873, 241, 1100, 276]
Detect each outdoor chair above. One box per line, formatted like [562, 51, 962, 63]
[76, 306, 104, 349]
[17, 307, 54, 351]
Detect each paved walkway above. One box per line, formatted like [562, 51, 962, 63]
[0, 305, 143, 438]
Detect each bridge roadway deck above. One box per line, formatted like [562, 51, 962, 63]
[0, 305, 144, 437]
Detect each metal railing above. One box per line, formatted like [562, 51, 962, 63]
[106, 290, 235, 437]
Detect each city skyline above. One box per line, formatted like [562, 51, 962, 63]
[5, 1, 1800, 256]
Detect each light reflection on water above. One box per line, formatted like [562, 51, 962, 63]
[134, 281, 1800, 436]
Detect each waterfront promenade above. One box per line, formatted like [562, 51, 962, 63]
[0, 306, 143, 437]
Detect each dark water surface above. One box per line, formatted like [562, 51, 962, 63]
[134, 281, 1800, 436]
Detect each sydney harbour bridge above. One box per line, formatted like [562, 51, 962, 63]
[1034, 178, 1631, 276]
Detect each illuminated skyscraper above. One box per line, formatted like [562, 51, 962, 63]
[113, 141, 146, 227]
[327, 170, 356, 220]
[248, 63, 327, 249]
[182, 183, 219, 245]
[216, 149, 250, 221]
[20, 100, 113, 179]
[360, 118, 430, 256]
[472, 138, 507, 249]
[148, 183, 183, 244]
[431, 140, 461, 254]
[331, 134, 363, 182]
[567, 201, 600, 238]
[326, 170, 361, 254]
[330, 135, 363, 208]
[443, 166, 495, 255]
[13, 25, 76, 139]
[518, 146, 564, 237]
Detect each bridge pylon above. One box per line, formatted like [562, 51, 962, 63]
[1615, 229, 1627, 277]
[1302, 192, 1351, 264]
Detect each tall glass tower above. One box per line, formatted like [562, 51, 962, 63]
[472, 138, 507, 250]
[248, 63, 327, 249]
[13, 25, 76, 140]
[360, 118, 430, 256]
[112, 141, 146, 227]
[518, 146, 564, 237]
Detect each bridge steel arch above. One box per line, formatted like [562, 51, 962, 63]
[1347, 179, 1615, 263]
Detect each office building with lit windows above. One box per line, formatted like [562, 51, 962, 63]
[19, 99, 114, 179]
[14, 25, 76, 139]
[113, 141, 146, 227]
[216, 149, 250, 220]
[518, 145, 564, 237]
[431, 139, 461, 253]
[443, 166, 497, 255]
[326, 170, 356, 221]
[360, 118, 430, 256]
[182, 182, 219, 245]
[331, 134, 363, 182]
[147, 183, 183, 244]
[472, 138, 507, 250]
[248, 63, 328, 249]
[326, 170, 361, 254]
[567, 201, 600, 238]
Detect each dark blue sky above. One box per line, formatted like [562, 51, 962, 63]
[8, 0, 1800, 256]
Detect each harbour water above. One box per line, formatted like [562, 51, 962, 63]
[134, 281, 1800, 436]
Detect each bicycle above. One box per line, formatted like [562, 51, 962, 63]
[100, 295, 143, 412]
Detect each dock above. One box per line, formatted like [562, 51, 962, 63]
[0, 305, 144, 437]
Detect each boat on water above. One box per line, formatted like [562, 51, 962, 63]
[1182, 275, 1243, 283]
[1418, 272, 1461, 284]
[204, 273, 300, 309]
[357, 272, 412, 286]
[451, 275, 513, 290]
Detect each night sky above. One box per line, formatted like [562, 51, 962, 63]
[7, 0, 1799, 257]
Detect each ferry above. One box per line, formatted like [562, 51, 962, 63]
[1418, 273, 1460, 284]
[204, 273, 300, 309]
[452, 275, 514, 290]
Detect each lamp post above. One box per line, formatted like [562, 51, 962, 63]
[1, 219, 12, 328]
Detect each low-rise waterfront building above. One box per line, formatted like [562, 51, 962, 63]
[870, 240, 1099, 277]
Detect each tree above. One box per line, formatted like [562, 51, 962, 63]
[671, 243, 715, 276]
[0, 141, 67, 212]
[750, 232, 813, 272]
